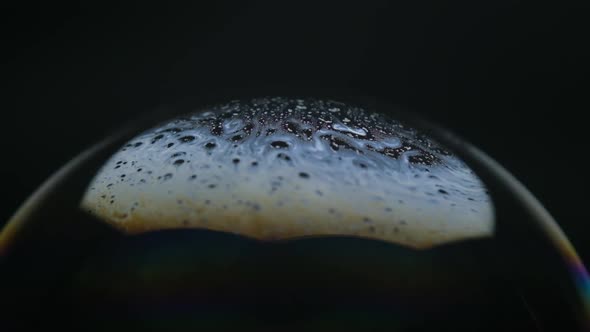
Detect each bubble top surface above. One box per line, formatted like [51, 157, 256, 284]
[82, 97, 494, 249]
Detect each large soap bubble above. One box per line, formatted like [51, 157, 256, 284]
[1, 97, 587, 331]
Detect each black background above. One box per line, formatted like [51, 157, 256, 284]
[2, 1, 589, 264]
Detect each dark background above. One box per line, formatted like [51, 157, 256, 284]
[2, 1, 588, 264]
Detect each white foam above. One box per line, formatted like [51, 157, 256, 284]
[81, 97, 494, 249]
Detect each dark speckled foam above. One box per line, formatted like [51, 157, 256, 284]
[82, 97, 493, 249]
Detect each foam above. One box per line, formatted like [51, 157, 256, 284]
[81, 97, 494, 249]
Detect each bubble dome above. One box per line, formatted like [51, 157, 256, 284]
[1, 97, 588, 331]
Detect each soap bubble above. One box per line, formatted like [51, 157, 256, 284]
[1, 97, 588, 331]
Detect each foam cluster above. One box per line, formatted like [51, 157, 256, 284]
[81, 97, 493, 249]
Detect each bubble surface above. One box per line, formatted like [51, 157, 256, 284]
[82, 97, 493, 249]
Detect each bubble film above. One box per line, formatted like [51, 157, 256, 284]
[82, 97, 493, 249]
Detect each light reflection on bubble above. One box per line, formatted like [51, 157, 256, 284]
[82, 97, 494, 249]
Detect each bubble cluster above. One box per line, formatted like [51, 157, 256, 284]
[82, 97, 493, 249]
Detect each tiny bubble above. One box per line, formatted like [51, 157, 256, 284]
[179, 135, 195, 143]
[271, 141, 289, 149]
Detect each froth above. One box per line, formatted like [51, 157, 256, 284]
[81, 97, 494, 249]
